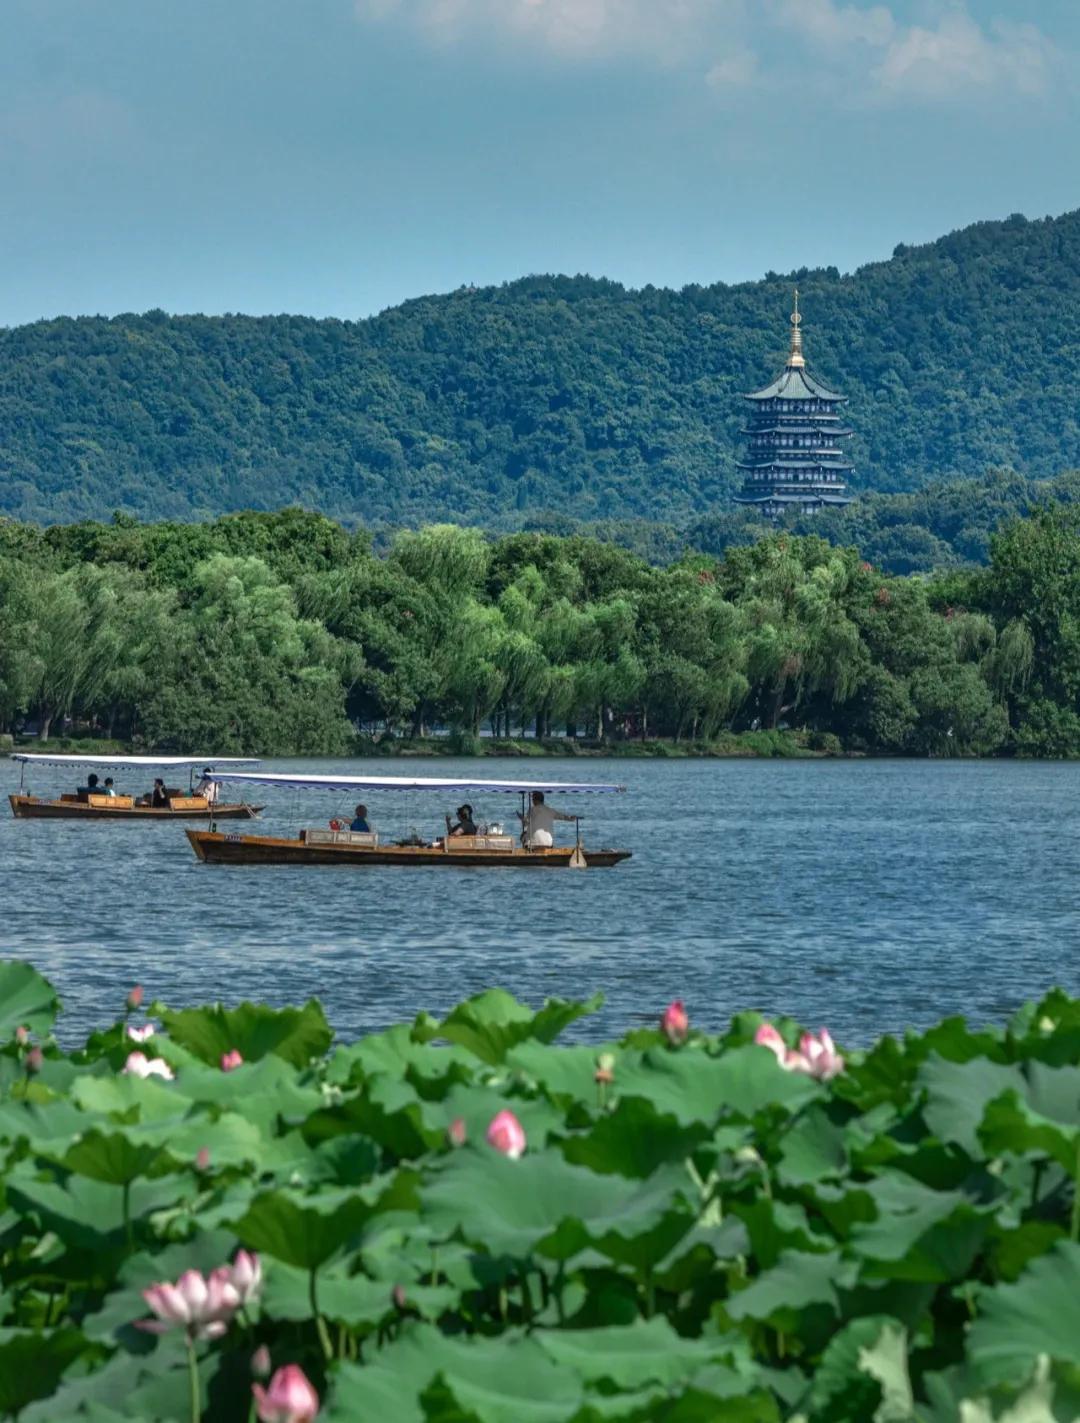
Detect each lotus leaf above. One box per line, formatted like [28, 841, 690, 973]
[160, 998, 332, 1067]
[0, 962, 59, 1039]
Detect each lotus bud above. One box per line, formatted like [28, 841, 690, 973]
[195, 1147, 211, 1171]
[251, 1344, 272, 1380]
[14, 1025, 29, 1046]
[594, 1051, 616, 1085]
[447, 1116, 467, 1147]
[126, 985, 144, 1012]
[230, 1250, 262, 1307]
[392, 1284, 408, 1310]
[486, 1108, 526, 1159]
[252, 1363, 320, 1423]
[661, 999, 689, 1045]
[1038, 1015, 1057, 1033]
[220, 1049, 244, 1072]
[25, 1045, 43, 1074]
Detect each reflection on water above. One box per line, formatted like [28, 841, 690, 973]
[3, 756, 1077, 1046]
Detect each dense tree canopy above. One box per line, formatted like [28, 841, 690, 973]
[2, 210, 1079, 534]
[1, 506, 1078, 757]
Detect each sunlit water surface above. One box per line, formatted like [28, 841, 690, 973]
[3, 757, 1077, 1047]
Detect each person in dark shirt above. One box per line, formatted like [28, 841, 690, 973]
[150, 778, 169, 808]
[77, 773, 101, 799]
[445, 803, 477, 837]
[349, 804, 371, 832]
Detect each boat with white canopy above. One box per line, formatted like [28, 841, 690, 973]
[7, 754, 264, 821]
[185, 771, 631, 868]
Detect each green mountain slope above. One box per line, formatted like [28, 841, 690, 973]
[2, 209, 1079, 527]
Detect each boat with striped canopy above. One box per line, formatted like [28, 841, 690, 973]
[185, 771, 631, 869]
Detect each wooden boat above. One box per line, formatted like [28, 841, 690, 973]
[187, 827, 630, 867]
[7, 754, 263, 822]
[186, 771, 632, 870]
[11, 793, 261, 821]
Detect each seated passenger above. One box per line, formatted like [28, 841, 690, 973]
[103, 777, 117, 798]
[445, 803, 477, 838]
[77, 773, 102, 800]
[349, 803, 371, 833]
[150, 778, 169, 808]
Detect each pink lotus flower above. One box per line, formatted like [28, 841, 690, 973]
[798, 1029, 844, 1081]
[122, 1050, 175, 1080]
[137, 1266, 240, 1340]
[755, 1023, 843, 1080]
[25, 1045, 43, 1074]
[447, 1116, 467, 1148]
[230, 1249, 262, 1307]
[220, 1049, 244, 1072]
[486, 1109, 526, 1159]
[127, 1023, 156, 1043]
[195, 1147, 211, 1171]
[251, 1344, 272, 1380]
[14, 1025, 29, 1045]
[252, 1363, 320, 1423]
[127, 985, 144, 1011]
[661, 999, 689, 1045]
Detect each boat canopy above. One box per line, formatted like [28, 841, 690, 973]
[11, 754, 261, 769]
[205, 771, 625, 795]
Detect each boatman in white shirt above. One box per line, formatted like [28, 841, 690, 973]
[520, 790, 574, 848]
[193, 767, 220, 806]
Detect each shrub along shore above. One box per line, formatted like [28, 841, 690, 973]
[3, 501, 1080, 758]
[2, 961, 1080, 1420]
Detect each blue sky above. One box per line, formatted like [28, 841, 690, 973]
[2, 0, 1078, 327]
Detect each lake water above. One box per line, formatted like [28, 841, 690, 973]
[3, 756, 1077, 1048]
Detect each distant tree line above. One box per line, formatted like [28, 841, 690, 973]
[2, 208, 1080, 531]
[1, 505, 1078, 757]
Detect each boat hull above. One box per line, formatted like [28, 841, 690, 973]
[186, 829, 631, 868]
[9, 796, 262, 821]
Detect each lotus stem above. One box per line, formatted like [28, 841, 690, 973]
[520, 1270, 534, 1327]
[122, 1180, 133, 1251]
[309, 1268, 333, 1362]
[187, 1336, 201, 1423]
[1072, 1144, 1080, 1243]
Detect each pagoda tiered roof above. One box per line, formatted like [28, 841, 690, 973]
[744, 365, 845, 403]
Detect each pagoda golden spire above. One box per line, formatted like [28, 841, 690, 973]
[787, 287, 805, 368]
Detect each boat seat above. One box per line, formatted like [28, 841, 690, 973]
[87, 794, 135, 809]
[169, 795, 209, 811]
[445, 834, 515, 853]
[305, 828, 379, 848]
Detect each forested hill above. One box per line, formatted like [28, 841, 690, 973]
[3, 208, 1080, 528]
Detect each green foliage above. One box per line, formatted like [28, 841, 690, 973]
[4, 210, 1080, 534]
[7, 963, 1080, 1420]
[2, 502, 1080, 754]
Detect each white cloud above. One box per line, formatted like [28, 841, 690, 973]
[357, 0, 1056, 102]
[873, 15, 1051, 99]
[767, 0, 1051, 101]
[769, 0, 893, 50]
[706, 48, 759, 90]
[355, 0, 735, 63]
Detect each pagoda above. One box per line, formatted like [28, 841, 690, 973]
[734, 291, 853, 516]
